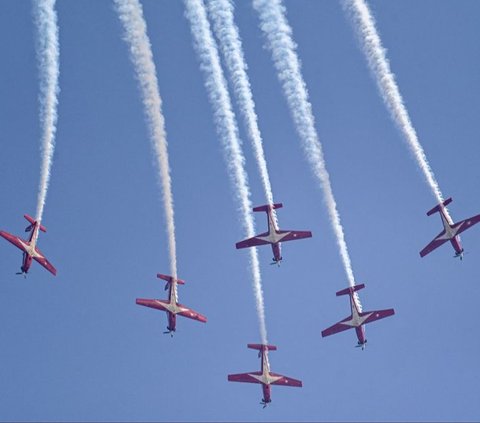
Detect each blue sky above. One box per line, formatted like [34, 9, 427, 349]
[0, 1, 479, 421]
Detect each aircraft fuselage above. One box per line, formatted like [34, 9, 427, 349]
[158, 279, 189, 333]
[438, 208, 464, 256]
[347, 293, 370, 347]
[257, 208, 287, 263]
[249, 348, 283, 405]
[19, 223, 41, 274]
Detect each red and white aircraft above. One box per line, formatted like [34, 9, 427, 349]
[0, 214, 57, 276]
[420, 197, 480, 260]
[236, 203, 312, 265]
[322, 284, 394, 349]
[136, 273, 207, 336]
[228, 344, 302, 408]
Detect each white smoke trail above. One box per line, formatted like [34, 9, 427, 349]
[114, 0, 178, 282]
[184, 0, 268, 343]
[34, 0, 60, 224]
[343, 0, 452, 223]
[206, 0, 278, 227]
[253, 0, 358, 295]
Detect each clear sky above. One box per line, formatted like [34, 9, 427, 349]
[1, 1, 479, 421]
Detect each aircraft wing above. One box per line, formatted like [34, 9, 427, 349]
[277, 230, 312, 243]
[228, 371, 262, 384]
[177, 304, 207, 323]
[454, 214, 480, 236]
[361, 308, 395, 325]
[419, 230, 449, 257]
[136, 299, 170, 312]
[236, 233, 271, 249]
[32, 247, 57, 276]
[269, 372, 303, 387]
[321, 316, 355, 338]
[0, 231, 28, 253]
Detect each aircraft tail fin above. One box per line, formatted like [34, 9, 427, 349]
[336, 283, 365, 297]
[427, 197, 452, 216]
[157, 273, 185, 285]
[247, 343, 277, 352]
[24, 214, 46, 233]
[253, 203, 283, 213]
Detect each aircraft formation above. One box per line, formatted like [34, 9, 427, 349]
[2, 199, 479, 407]
[2, 0, 479, 413]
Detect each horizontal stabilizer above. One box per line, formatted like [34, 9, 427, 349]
[253, 203, 283, 213]
[336, 284, 365, 297]
[247, 343, 277, 352]
[24, 214, 46, 233]
[157, 273, 185, 285]
[427, 197, 452, 216]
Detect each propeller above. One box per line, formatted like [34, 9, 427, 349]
[163, 328, 174, 337]
[355, 341, 367, 350]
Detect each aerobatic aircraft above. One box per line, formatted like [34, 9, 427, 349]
[235, 203, 312, 265]
[321, 284, 394, 349]
[0, 214, 57, 276]
[136, 273, 207, 336]
[228, 344, 302, 408]
[420, 197, 480, 260]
